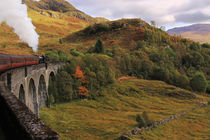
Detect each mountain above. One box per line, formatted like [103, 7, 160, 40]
[167, 24, 210, 43]
[0, 0, 108, 55]
[23, 0, 94, 21]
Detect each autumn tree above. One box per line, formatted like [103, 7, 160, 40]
[72, 66, 89, 98]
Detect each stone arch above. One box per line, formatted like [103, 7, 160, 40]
[49, 72, 55, 81]
[28, 78, 38, 115]
[38, 75, 48, 108]
[48, 72, 56, 105]
[19, 84, 25, 104]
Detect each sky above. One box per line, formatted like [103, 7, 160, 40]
[68, 0, 210, 29]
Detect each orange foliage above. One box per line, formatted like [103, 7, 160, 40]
[72, 66, 88, 84]
[72, 66, 89, 98]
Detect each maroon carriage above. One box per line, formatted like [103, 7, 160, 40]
[0, 54, 11, 73]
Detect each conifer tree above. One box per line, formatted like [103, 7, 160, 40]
[94, 39, 104, 53]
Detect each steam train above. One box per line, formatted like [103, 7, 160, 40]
[0, 54, 47, 73]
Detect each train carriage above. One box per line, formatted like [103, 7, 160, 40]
[0, 54, 11, 73]
[0, 54, 42, 74]
[10, 55, 26, 68]
[25, 56, 39, 66]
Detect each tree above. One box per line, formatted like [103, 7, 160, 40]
[190, 72, 208, 92]
[202, 43, 210, 48]
[176, 74, 190, 89]
[72, 66, 89, 98]
[190, 42, 201, 50]
[94, 39, 104, 53]
[150, 20, 156, 27]
[191, 52, 204, 67]
[136, 41, 145, 50]
[56, 71, 73, 102]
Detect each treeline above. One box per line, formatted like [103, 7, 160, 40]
[48, 51, 115, 104]
[47, 25, 210, 104]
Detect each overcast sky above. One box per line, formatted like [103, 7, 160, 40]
[68, 0, 210, 29]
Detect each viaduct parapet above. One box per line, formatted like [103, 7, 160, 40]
[0, 62, 62, 115]
[0, 62, 64, 140]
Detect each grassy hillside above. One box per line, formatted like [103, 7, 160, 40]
[129, 105, 210, 140]
[64, 19, 151, 51]
[62, 19, 209, 91]
[0, 9, 89, 55]
[40, 78, 210, 140]
[0, 0, 96, 55]
[167, 24, 210, 43]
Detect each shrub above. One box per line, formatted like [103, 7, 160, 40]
[136, 114, 147, 128]
[59, 38, 63, 44]
[190, 72, 208, 92]
[142, 111, 153, 126]
[70, 49, 82, 56]
[136, 112, 154, 128]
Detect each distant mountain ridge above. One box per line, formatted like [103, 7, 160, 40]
[167, 24, 210, 43]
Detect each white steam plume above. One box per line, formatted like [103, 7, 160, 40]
[0, 0, 39, 52]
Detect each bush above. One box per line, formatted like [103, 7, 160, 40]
[190, 72, 208, 92]
[142, 111, 153, 126]
[136, 112, 153, 128]
[136, 114, 147, 127]
[70, 49, 81, 56]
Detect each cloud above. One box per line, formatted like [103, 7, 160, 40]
[68, 0, 210, 26]
[175, 12, 210, 23]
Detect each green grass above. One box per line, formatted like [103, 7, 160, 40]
[39, 79, 210, 140]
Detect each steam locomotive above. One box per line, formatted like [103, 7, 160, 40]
[0, 54, 47, 73]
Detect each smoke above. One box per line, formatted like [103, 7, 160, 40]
[0, 0, 39, 52]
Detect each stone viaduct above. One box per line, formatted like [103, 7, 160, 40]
[0, 62, 63, 115]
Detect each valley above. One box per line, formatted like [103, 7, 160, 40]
[0, 0, 210, 140]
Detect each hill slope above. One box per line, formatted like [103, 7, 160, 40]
[0, 0, 108, 55]
[40, 78, 210, 140]
[167, 24, 210, 43]
[23, 0, 94, 21]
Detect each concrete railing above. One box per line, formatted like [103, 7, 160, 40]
[0, 82, 59, 140]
